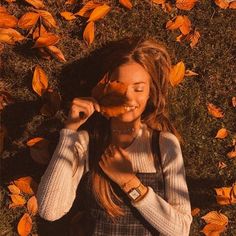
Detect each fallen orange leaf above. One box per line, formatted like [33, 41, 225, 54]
[32, 65, 48, 96]
[215, 128, 228, 139]
[119, 0, 133, 10]
[191, 207, 200, 216]
[179, 16, 191, 35]
[87, 4, 111, 22]
[24, 0, 45, 9]
[37, 10, 57, 29]
[218, 161, 227, 169]
[201, 211, 228, 226]
[176, 0, 197, 10]
[214, 0, 229, 9]
[0, 34, 15, 45]
[65, 0, 77, 4]
[166, 15, 184, 30]
[83, 21, 95, 45]
[0, 12, 18, 28]
[169, 61, 185, 87]
[184, 69, 198, 76]
[232, 97, 236, 107]
[60, 11, 76, 21]
[46, 46, 66, 62]
[32, 33, 59, 48]
[8, 184, 21, 194]
[229, 1, 236, 8]
[74, 1, 102, 17]
[186, 30, 200, 48]
[18, 12, 40, 30]
[27, 137, 44, 147]
[227, 150, 236, 158]
[17, 213, 32, 236]
[214, 187, 232, 205]
[27, 196, 38, 216]
[152, 0, 166, 4]
[207, 103, 224, 118]
[32, 24, 47, 40]
[14, 176, 38, 195]
[0, 6, 7, 13]
[230, 183, 236, 203]
[0, 28, 24, 44]
[201, 223, 227, 236]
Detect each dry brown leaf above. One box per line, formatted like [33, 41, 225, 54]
[27, 196, 38, 216]
[87, 4, 111, 22]
[32, 33, 59, 48]
[169, 61, 185, 87]
[179, 16, 191, 35]
[83, 21, 95, 45]
[184, 69, 198, 76]
[162, 2, 173, 13]
[32, 65, 48, 96]
[46, 45, 66, 62]
[14, 176, 37, 195]
[215, 187, 232, 205]
[24, 0, 45, 9]
[0, 91, 14, 110]
[29, 137, 50, 165]
[214, 0, 229, 9]
[186, 30, 200, 48]
[8, 184, 21, 194]
[166, 15, 184, 30]
[74, 1, 102, 17]
[201, 223, 227, 236]
[201, 211, 228, 226]
[191, 208, 200, 216]
[40, 88, 61, 116]
[32, 24, 47, 40]
[176, 34, 184, 42]
[0, 28, 24, 43]
[17, 213, 32, 236]
[10, 194, 26, 206]
[176, 0, 197, 10]
[18, 12, 39, 30]
[215, 128, 228, 139]
[232, 97, 236, 107]
[119, 0, 133, 9]
[229, 1, 236, 8]
[227, 150, 236, 158]
[0, 13, 18, 28]
[218, 161, 227, 169]
[37, 10, 57, 29]
[207, 103, 224, 118]
[60, 11, 76, 21]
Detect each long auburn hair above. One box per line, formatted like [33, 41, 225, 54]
[86, 36, 180, 219]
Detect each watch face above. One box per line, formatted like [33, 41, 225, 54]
[129, 189, 141, 200]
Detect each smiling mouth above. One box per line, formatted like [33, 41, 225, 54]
[123, 105, 138, 111]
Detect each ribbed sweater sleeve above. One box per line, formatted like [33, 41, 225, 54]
[131, 132, 193, 236]
[36, 129, 88, 221]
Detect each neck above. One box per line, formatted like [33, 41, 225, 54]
[110, 118, 142, 148]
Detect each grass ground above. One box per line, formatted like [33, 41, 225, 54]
[0, 0, 236, 235]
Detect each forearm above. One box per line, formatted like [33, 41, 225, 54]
[37, 129, 85, 221]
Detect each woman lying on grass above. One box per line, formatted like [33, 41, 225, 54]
[37, 37, 193, 236]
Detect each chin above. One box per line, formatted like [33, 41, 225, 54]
[116, 109, 143, 122]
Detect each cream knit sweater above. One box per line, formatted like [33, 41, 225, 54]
[37, 124, 193, 236]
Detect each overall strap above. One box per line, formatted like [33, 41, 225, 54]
[151, 129, 167, 200]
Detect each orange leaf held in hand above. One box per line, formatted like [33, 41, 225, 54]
[60, 11, 76, 21]
[169, 61, 185, 87]
[176, 0, 197, 10]
[8, 184, 21, 194]
[24, 0, 45, 9]
[32, 65, 48, 96]
[87, 4, 111, 22]
[119, 0, 133, 10]
[207, 103, 224, 118]
[14, 176, 38, 195]
[27, 196, 38, 216]
[17, 213, 32, 236]
[18, 12, 40, 30]
[215, 128, 228, 139]
[83, 21, 95, 45]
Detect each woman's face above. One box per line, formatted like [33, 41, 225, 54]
[110, 62, 151, 122]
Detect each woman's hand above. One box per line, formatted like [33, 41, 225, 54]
[64, 97, 100, 131]
[99, 145, 138, 187]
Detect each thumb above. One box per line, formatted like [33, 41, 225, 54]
[117, 146, 130, 159]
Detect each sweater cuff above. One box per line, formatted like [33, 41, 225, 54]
[60, 128, 79, 143]
[131, 186, 157, 208]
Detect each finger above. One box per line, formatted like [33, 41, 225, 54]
[87, 97, 101, 112]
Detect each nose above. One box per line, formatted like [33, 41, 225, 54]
[124, 87, 134, 100]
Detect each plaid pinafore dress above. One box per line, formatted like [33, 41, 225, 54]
[74, 129, 166, 236]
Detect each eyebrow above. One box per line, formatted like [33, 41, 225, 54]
[116, 80, 146, 85]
